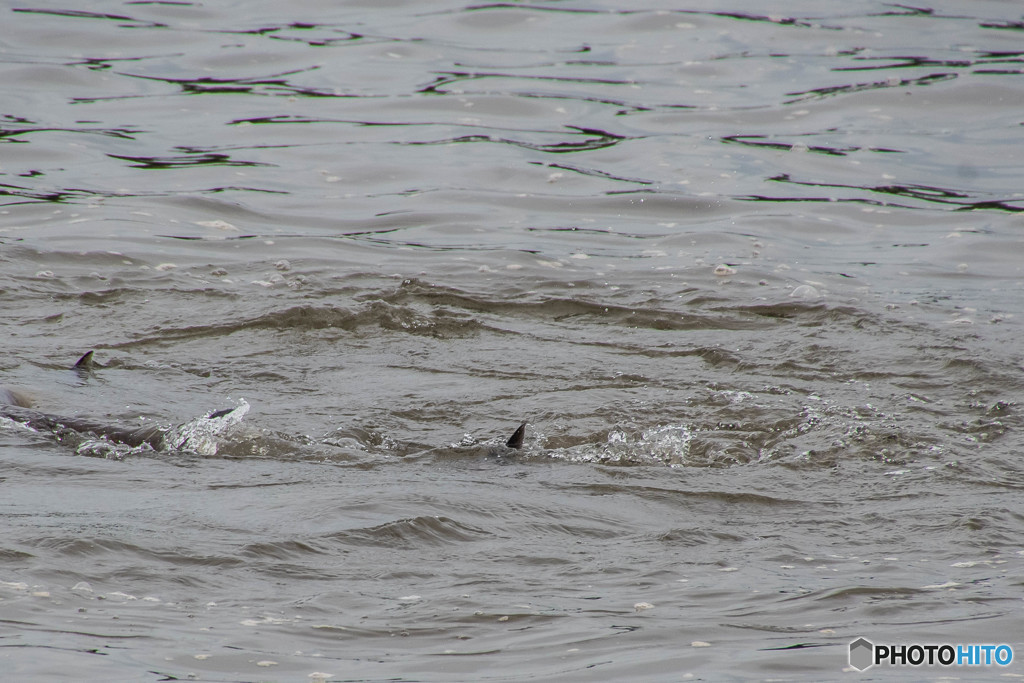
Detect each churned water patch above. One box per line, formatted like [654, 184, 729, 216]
[163, 398, 249, 455]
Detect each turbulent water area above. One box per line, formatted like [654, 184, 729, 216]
[1, 1, 1023, 681]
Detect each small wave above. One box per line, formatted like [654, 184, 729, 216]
[240, 539, 327, 560]
[325, 516, 491, 549]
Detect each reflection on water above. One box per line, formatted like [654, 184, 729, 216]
[2, 1, 1024, 681]
[3, 1, 1023, 216]
[757, 173, 1024, 212]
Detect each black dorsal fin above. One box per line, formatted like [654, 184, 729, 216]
[505, 422, 527, 449]
[73, 350, 95, 370]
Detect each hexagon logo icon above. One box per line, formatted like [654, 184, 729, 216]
[849, 637, 874, 671]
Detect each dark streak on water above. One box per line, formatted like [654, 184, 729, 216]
[1, 1, 1024, 681]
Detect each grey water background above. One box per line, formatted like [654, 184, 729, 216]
[1, 0, 1023, 680]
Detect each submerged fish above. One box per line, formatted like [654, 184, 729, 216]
[0, 402, 171, 450]
[1, 351, 526, 457]
[0, 351, 243, 453]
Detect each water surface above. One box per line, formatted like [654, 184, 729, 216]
[1, 1, 1023, 680]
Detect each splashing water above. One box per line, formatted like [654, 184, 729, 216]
[550, 424, 695, 467]
[163, 399, 250, 455]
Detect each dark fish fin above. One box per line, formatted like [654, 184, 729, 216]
[505, 422, 527, 449]
[207, 407, 234, 419]
[73, 350, 95, 370]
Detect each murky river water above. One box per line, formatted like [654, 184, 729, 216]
[2, 1, 1023, 680]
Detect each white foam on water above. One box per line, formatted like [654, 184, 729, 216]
[164, 399, 250, 455]
[75, 438, 138, 460]
[0, 581, 30, 591]
[549, 423, 695, 466]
